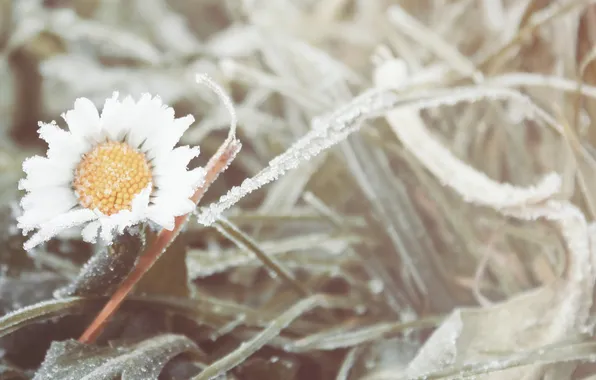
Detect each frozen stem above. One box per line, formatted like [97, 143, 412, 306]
[78, 75, 241, 344]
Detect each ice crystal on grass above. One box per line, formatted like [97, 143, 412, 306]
[373, 55, 596, 379]
[34, 334, 200, 380]
[4, 0, 596, 379]
[195, 88, 400, 226]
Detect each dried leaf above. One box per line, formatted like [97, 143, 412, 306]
[373, 56, 595, 379]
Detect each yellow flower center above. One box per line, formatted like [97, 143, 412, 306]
[73, 141, 152, 216]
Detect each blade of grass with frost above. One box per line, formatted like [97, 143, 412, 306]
[285, 316, 442, 353]
[186, 233, 360, 278]
[259, 157, 325, 213]
[34, 334, 200, 380]
[404, 341, 596, 380]
[375, 57, 595, 379]
[131, 0, 202, 57]
[387, 5, 483, 82]
[213, 217, 310, 297]
[194, 87, 401, 226]
[44, 10, 162, 64]
[488, 72, 596, 99]
[375, 62, 563, 208]
[387, 86, 564, 134]
[0, 294, 256, 339]
[194, 81, 563, 226]
[336, 347, 360, 380]
[192, 294, 352, 380]
[221, 60, 326, 110]
[257, 32, 363, 89]
[478, 0, 592, 73]
[342, 135, 456, 313]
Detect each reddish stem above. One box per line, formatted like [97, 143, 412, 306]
[78, 139, 241, 344]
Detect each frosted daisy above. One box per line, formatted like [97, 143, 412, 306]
[18, 94, 205, 251]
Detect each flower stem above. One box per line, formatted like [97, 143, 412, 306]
[78, 138, 242, 344]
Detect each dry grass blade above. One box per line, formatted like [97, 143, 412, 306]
[5, 1, 596, 379]
[186, 232, 361, 278]
[213, 217, 310, 297]
[284, 316, 443, 352]
[374, 56, 595, 379]
[192, 294, 350, 380]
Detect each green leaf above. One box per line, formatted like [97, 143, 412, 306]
[0, 298, 98, 340]
[55, 231, 143, 298]
[33, 334, 200, 380]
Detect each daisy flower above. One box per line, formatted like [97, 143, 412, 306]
[18, 94, 205, 251]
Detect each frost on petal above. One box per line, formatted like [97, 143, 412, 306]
[20, 156, 74, 191]
[147, 207, 176, 231]
[159, 198, 195, 217]
[152, 146, 200, 176]
[138, 101, 179, 158]
[98, 218, 118, 244]
[81, 221, 101, 243]
[19, 188, 78, 229]
[152, 177, 196, 200]
[121, 94, 158, 149]
[18, 205, 69, 234]
[99, 93, 135, 141]
[23, 209, 97, 250]
[187, 167, 206, 188]
[92, 185, 151, 244]
[129, 185, 151, 221]
[150, 114, 195, 154]
[38, 122, 89, 161]
[21, 187, 77, 211]
[62, 98, 101, 141]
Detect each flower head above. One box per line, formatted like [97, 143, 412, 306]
[18, 94, 205, 250]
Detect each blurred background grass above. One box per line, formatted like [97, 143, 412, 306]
[1, 0, 596, 379]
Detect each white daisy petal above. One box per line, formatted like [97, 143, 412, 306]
[21, 187, 77, 211]
[153, 146, 200, 176]
[187, 167, 207, 188]
[159, 167, 205, 192]
[148, 208, 176, 231]
[81, 221, 101, 243]
[38, 122, 89, 161]
[165, 198, 196, 216]
[140, 102, 177, 157]
[124, 95, 162, 149]
[100, 93, 133, 141]
[147, 115, 195, 156]
[23, 209, 97, 250]
[18, 201, 74, 233]
[19, 156, 73, 190]
[19, 92, 206, 250]
[98, 218, 118, 243]
[62, 98, 101, 140]
[130, 185, 151, 216]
